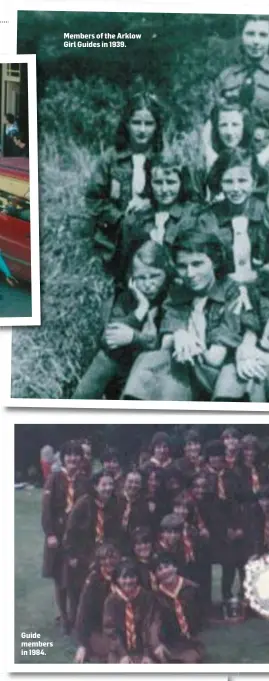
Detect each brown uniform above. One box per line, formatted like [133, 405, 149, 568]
[75, 569, 113, 661]
[64, 494, 120, 600]
[103, 586, 160, 662]
[154, 578, 204, 662]
[41, 470, 89, 585]
[118, 493, 153, 549]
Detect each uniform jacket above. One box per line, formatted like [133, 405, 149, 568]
[103, 587, 160, 659]
[75, 569, 113, 646]
[41, 470, 90, 541]
[63, 493, 120, 563]
[215, 55, 269, 110]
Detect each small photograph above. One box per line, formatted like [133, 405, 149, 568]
[0, 56, 40, 325]
[10, 12, 269, 403]
[14, 423, 269, 667]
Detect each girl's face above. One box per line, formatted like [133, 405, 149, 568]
[218, 110, 244, 149]
[104, 458, 120, 477]
[223, 434, 240, 453]
[208, 455, 224, 472]
[81, 442, 92, 459]
[221, 165, 254, 206]
[100, 550, 120, 575]
[148, 471, 160, 494]
[134, 541, 152, 560]
[242, 19, 269, 61]
[153, 442, 170, 461]
[95, 474, 114, 502]
[161, 528, 179, 547]
[166, 477, 182, 494]
[151, 167, 181, 208]
[124, 472, 142, 498]
[156, 562, 177, 585]
[118, 573, 138, 596]
[242, 446, 256, 466]
[173, 504, 188, 524]
[64, 452, 81, 474]
[192, 478, 207, 501]
[128, 107, 156, 150]
[132, 258, 166, 302]
[253, 126, 269, 153]
[184, 441, 201, 464]
[175, 251, 215, 293]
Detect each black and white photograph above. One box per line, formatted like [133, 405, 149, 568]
[10, 12, 269, 399]
[14, 422, 269, 667]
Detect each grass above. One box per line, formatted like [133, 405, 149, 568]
[15, 488, 269, 665]
[11, 136, 114, 399]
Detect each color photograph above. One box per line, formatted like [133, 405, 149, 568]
[10, 12, 269, 402]
[14, 423, 269, 667]
[0, 56, 40, 324]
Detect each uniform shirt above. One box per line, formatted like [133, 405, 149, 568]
[215, 54, 269, 110]
[160, 277, 259, 349]
[208, 196, 269, 279]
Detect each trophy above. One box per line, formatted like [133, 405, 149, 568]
[244, 554, 269, 619]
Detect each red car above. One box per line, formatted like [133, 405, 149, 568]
[0, 157, 30, 283]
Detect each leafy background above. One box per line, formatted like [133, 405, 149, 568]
[13, 12, 244, 398]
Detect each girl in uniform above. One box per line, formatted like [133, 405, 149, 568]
[41, 440, 89, 632]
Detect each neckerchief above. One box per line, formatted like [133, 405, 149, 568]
[121, 492, 133, 530]
[95, 499, 105, 543]
[251, 467, 260, 494]
[159, 577, 190, 638]
[62, 468, 77, 514]
[182, 524, 195, 563]
[217, 470, 226, 500]
[114, 585, 141, 650]
[150, 456, 172, 468]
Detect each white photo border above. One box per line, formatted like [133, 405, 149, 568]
[6, 409, 269, 672]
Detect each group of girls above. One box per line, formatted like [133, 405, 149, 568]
[72, 14, 269, 402]
[42, 427, 269, 663]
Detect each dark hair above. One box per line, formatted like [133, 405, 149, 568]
[184, 428, 201, 446]
[5, 113, 15, 124]
[131, 240, 171, 278]
[91, 470, 114, 487]
[210, 103, 253, 154]
[241, 15, 269, 33]
[208, 148, 258, 196]
[203, 439, 226, 461]
[94, 541, 121, 570]
[241, 434, 261, 462]
[101, 445, 120, 464]
[60, 439, 84, 462]
[221, 427, 241, 441]
[112, 557, 140, 583]
[131, 526, 153, 546]
[172, 229, 228, 280]
[151, 551, 179, 573]
[115, 92, 164, 152]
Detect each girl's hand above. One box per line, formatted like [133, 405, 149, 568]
[105, 322, 134, 349]
[125, 197, 151, 214]
[154, 644, 168, 662]
[120, 655, 132, 663]
[141, 656, 152, 663]
[128, 277, 150, 307]
[199, 528, 210, 539]
[173, 329, 203, 364]
[47, 535, 58, 548]
[236, 344, 267, 380]
[74, 646, 86, 663]
[69, 557, 78, 568]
